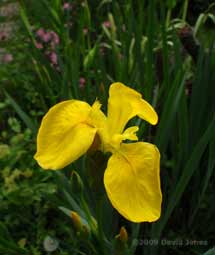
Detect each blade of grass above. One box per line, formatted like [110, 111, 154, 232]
[144, 0, 156, 100]
[155, 72, 186, 151]
[20, 5, 36, 45]
[152, 115, 215, 238]
[202, 247, 215, 255]
[188, 138, 215, 226]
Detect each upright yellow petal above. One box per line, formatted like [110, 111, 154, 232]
[104, 142, 162, 222]
[107, 82, 158, 134]
[90, 100, 107, 129]
[34, 100, 97, 170]
[108, 126, 139, 151]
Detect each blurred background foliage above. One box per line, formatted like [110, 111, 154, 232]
[0, 0, 215, 254]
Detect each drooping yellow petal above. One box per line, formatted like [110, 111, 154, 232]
[107, 82, 158, 134]
[34, 100, 98, 170]
[104, 142, 162, 222]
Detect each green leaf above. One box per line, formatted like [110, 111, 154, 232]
[153, 115, 215, 237]
[84, 44, 98, 70]
[166, 0, 177, 9]
[155, 72, 186, 151]
[202, 248, 215, 255]
[0, 222, 12, 242]
[194, 13, 206, 36]
[20, 6, 36, 45]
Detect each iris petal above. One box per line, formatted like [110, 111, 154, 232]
[107, 82, 158, 135]
[104, 142, 162, 222]
[34, 100, 97, 170]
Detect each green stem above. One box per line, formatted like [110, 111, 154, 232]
[182, 0, 189, 21]
[80, 196, 98, 236]
[96, 196, 110, 255]
[129, 223, 140, 255]
[166, 8, 171, 27]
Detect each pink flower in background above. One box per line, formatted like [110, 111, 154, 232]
[50, 31, 60, 46]
[63, 3, 70, 10]
[36, 29, 60, 47]
[103, 21, 111, 28]
[36, 28, 45, 38]
[79, 77, 86, 88]
[49, 52, 58, 65]
[34, 28, 60, 68]
[2, 53, 13, 63]
[35, 42, 43, 49]
[41, 32, 52, 43]
[36, 28, 52, 43]
[83, 28, 88, 35]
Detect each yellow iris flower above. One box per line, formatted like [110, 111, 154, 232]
[34, 82, 162, 222]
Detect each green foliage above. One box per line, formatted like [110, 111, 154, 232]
[0, 0, 215, 254]
[203, 248, 215, 255]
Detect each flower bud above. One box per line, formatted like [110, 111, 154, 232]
[71, 211, 82, 232]
[119, 226, 128, 243]
[115, 226, 128, 243]
[70, 211, 91, 238]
